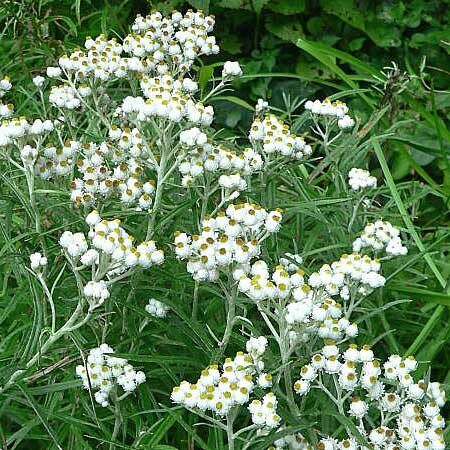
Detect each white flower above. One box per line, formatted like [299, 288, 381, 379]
[249, 114, 310, 161]
[255, 98, 268, 113]
[75, 344, 145, 406]
[348, 168, 377, 191]
[30, 252, 47, 271]
[338, 114, 355, 130]
[46, 67, 62, 78]
[222, 61, 242, 78]
[172, 347, 273, 424]
[145, 298, 169, 318]
[353, 220, 407, 256]
[348, 397, 368, 418]
[32, 76, 46, 88]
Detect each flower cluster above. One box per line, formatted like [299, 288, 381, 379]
[75, 344, 145, 407]
[0, 117, 54, 149]
[304, 99, 355, 130]
[308, 252, 386, 297]
[174, 203, 282, 281]
[127, 10, 219, 74]
[279, 253, 303, 272]
[237, 260, 305, 301]
[236, 260, 358, 342]
[295, 343, 446, 450]
[171, 339, 279, 428]
[70, 134, 156, 209]
[145, 298, 169, 318]
[29, 252, 48, 272]
[348, 168, 377, 191]
[353, 220, 408, 256]
[222, 61, 243, 79]
[60, 211, 163, 309]
[249, 114, 312, 160]
[178, 142, 263, 190]
[248, 393, 280, 429]
[0, 77, 14, 118]
[49, 85, 83, 110]
[57, 34, 125, 82]
[119, 75, 213, 125]
[34, 140, 80, 180]
[270, 430, 312, 450]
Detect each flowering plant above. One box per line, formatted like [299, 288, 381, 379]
[0, 7, 447, 450]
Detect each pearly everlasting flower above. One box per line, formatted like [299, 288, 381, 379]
[222, 61, 242, 79]
[75, 344, 145, 407]
[348, 168, 377, 191]
[172, 342, 276, 429]
[0, 77, 12, 93]
[30, 252, 47, 271]
[279, 253, 303, 272]
[0, 77, 14, 118]
[68, 132, 157, 209]
[294, 343, 446, 450]
[174, 203, 282, 282]
[145, 298, 169, 318]
[83, 280, 110, 308]
[255, 98, 269, 114]
[270, 430, 312, 450]
[179, 143, 263, 191]
[249, 114, 312, 161]
[60, 212, 163, 308]
[304, 98, 349, 119]
[248, 392, 280, 429]
[337, 115, 355, 130]
[353, 220, 407, 256]
[32, 76, 46, 88]
[46, 67, 62, 78]
[348, 396, 368, 418]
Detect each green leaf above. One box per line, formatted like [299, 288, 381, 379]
[390, 285, 450, 306]
[320, 0, 365, 32]
[199, 64, 214, 90]
[266, 16, 304, 41]
[348, 37, 366, 51]
[267, 0, 306, 14]
[141, 415, 178, 447]
[210, 96, 255, 111]
[391, 149, 410, 180]
[252, 0, 270, 13]
[217, 0, 243, 8]
[296, 38, 376, 108]
[373, 140, 448, 357]
[188, 0, 210, 11]
[365, 20, 401, 47]
[17, 385, 64, 450]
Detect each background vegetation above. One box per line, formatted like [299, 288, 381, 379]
[0, 0, 449, 449]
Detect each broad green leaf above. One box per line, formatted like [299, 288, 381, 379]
[267, 0, 306, 14]
[320, 0, 365, 32]
[199, 64, 214, 90]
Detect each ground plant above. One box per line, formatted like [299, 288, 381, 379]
[0, 2, 449, 450]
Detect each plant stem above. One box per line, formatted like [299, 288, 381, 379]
[278, 301, 300, 417]
[0, 299, 90, 394]
[110, 398, 122, 450]
[25, 167, 47, 255]
[219, 284, 237, 352]
[37, 274, 56, 334]
[146, 139, 168, 240]
[192, 280, 200, 320]
[226, 411, 235, 450]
